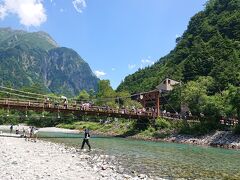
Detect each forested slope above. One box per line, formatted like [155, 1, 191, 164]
[117, 0, 240, 93]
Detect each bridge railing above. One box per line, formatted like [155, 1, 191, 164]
[0, 98, 155, 118]
[160, 112, 200, 121]
[0, 98, 202, 120]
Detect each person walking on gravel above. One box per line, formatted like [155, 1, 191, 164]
[81, 127, 91, 151]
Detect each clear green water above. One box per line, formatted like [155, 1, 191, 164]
[36, 132, 240, 179]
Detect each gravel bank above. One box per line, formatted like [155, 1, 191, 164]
[0, 137, 153, 180]
[0, 125, 80, 134]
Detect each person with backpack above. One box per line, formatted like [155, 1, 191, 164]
[81, 127, 91, 151]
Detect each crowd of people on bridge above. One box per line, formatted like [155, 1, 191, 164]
[161, 110, 194, 120]
[43, 95, 231, 121]
[42, 96, 156, 117]
[220, 118, 239, 126]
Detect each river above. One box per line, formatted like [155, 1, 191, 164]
[37, 131, 240, 179]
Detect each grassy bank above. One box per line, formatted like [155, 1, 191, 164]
[57, 120, 136, 136]
[56, 118, 230, 140]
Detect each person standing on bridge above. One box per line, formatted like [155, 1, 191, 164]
[81, 127, 91, 151]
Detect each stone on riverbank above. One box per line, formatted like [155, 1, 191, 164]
[164, 131, 240, 149]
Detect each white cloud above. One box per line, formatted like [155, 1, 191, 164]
[94, 70, 106, 78]
[72, 0, 86, 13]
[128, 57, 155, 71]
[0, 5, 7, 19]
[50, 0, 56, 6]
[141, 59, 155, 65]
[128, 64, 136, 70]
[0, 0, 47, 27]
[175, 34, 180, 38]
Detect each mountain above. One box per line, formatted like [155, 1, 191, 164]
[117, 0, 240, 93]
[0, 28, 58, 51]
[0, 28, 99, 96]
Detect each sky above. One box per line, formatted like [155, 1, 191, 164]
[0, 0, 207, 89]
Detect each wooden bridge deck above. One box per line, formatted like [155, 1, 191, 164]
[0, 99, 155, 120]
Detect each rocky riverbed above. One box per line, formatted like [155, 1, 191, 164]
[163, 131, 240, 149]
[0, 137, 154, 180]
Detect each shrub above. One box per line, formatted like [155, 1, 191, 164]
[155, 118, 171, 130]
[234, 125, 240, 134]
[179, 121, 217, 136]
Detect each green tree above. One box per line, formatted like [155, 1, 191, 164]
[116, 91, 142, 109]
[77, 90, 90, 101]
[89, 89, 95, 100]
[181, 76, 215, 116]
[228, 85, 240, 119]
[96, 80, 116, 107]
[199, 93, 225, 122]
[167, 84, 182, 112]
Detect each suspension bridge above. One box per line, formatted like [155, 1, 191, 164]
[0, 98, 156, 119]
[0, 86, 158, 120]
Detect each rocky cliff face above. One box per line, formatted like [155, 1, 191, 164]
[0, 28, 99, 96]
[46, 47, 99, 95]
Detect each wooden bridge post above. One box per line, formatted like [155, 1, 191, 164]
[156, 91, 160, 117]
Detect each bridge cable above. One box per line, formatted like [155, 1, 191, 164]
[0, 86, 45, 97]
[161, 94, 178, 113]
[0, 85, 157, 105]
[0, 89, 43, 100]
[0, 86, 63, 100]
[0, 85, 144, 102]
